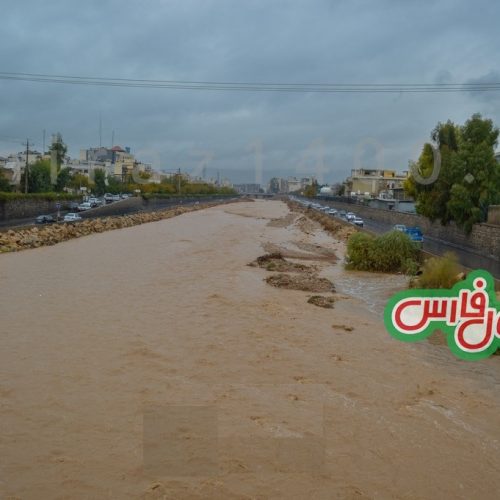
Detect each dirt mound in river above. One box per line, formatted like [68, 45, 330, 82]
[263, 242, 337, 262]
[266, 212, 297, 228]
[249, 253, 315, 273]
[307, 295, 336, 308]
[265, 273, 335, 293]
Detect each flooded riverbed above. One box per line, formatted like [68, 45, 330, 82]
[1, 200, 499, 499]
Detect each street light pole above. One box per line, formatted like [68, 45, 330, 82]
[24, 138, 29, 194]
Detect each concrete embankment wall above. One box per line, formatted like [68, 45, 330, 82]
[79, 195, 234, 219]
[317, 199, 500, 260]
[0, 197, 81, 221]
[0, 194, 235, 223]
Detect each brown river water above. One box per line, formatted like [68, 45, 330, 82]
[1, 200, 499, 499]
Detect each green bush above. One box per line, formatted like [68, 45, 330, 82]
[345, 232, 376, 271]
[413, 252, 461, 289]
[346, 230, 420, 273]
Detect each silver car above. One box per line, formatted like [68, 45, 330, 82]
[63, 213, 82, 222]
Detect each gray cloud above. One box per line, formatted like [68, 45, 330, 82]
[1, 0, 499, 184]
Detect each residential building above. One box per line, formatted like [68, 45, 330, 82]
[344, 168, 409, 198]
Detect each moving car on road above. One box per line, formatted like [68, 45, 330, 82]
[63, 213, 82, 222]
[88, 197, 100, 207]
[405, 226, 424, 245]
[35, 215, 55, 224]
[77, 202, 92, 211]
[68, 201, 80, 211]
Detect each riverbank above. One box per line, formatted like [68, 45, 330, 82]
[0, 198, 238, 252]
[1, 200, 499, 499]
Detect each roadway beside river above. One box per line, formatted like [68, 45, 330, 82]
[297, 197, 500, 279]
[0, 194, 238, 232]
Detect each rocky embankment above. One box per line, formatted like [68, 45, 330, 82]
[0, 200, 236, 253]
[286, 199, 358, 241]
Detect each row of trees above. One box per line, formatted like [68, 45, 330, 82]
[405, 114, 500, 232]
[10, 163, 234, 196]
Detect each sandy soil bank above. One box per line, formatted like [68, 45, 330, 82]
[1, 200, 499, 499]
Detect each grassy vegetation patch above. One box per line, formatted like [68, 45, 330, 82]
[411, 252, 463, 289]
[345, 230, 420, 274]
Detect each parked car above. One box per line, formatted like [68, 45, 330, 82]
[339, 210, 347, 218]
[112, 194, 121, 202]
[346, 212, 356, 221]
[88, 197, 100, 207]
[77, 202, 92, 211]
[352, 217, 364, 227]
[63, 213, 82, 222]
[394, 224, 407, 232]
[104, 193, 114, 203]
[35, 215, 55, 224]
[327, 209, 337, 215]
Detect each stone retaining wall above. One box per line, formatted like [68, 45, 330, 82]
[0, 197, 81, 221]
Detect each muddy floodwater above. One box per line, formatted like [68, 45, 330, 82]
[1, 200, 500, 499]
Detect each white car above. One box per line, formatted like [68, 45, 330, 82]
[77, 202, 92, 211]
[328, 209, 337, 215]
[63, 213, 82, 222]
[353, 217, 364, 227]
[88, 197, 100, 207]
[346, 212, 356, 221]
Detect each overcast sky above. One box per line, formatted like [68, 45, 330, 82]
[1, 0, 499, 184]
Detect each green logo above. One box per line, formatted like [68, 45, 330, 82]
[384, 270, 500, 361]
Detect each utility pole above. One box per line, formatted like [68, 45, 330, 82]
[24, 138, 29, 193]
[42, 129, 46, 155]
[99, 112, 102, 148]
[177, 168, 181, 194]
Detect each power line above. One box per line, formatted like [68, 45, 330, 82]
[0, 71, 499, 93]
